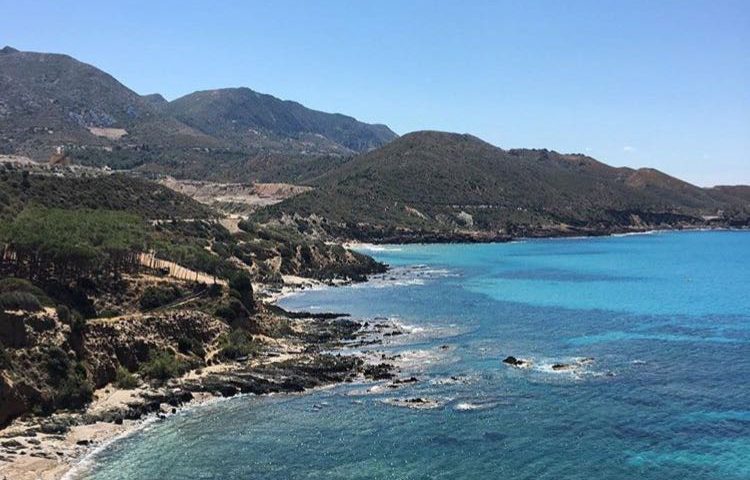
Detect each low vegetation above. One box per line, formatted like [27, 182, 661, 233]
[139, 350, 190, 382]
[218, 329, 260, 360]
[139, 284, 184, 311]
[114, 366, 139, 389]
[0, 168, 214, 221]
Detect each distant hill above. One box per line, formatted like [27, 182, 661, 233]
[0, 47, 396, 180]
[708, 185, 750, 203]
[166, 88, 396, 154]
[255, 131, 750, 241]
[0, 47, 218, 161]
[142, 93, 169, 109]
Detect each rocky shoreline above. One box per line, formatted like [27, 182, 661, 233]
[0, 288, 398, 480]
[336, 223, 747, 245]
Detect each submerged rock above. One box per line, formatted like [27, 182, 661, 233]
[502, 356, 527, 367]
[552, 357, 594, 372]
[551, 363, 572, 371]
[383, 397, 445, 410]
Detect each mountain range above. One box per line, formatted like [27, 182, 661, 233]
[0, 46, 396, 179]
[1, 46, 748, 241]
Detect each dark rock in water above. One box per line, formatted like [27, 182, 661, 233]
[552, 358, 594, 371]
[439, 344, 450, 350]
[363, 363, 395, 380]
[502, 356, 526, 366]
[393, 376, 418, 385]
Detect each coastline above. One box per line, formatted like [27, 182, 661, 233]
[344, 224, 747, 250]
[0, 275, 387, 480]
[3, 228, 747, 479]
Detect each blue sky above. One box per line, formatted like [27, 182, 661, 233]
[1, 0, 748, 186]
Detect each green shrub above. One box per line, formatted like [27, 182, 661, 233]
[228, 272, 254, 311]
[207, 283, 223, 298]
[56, 363, 93, 409]
[140, 351, 187, 381]
[0, 278, 52, 305]
[218, 329, 259, 360]
[0, 342, 10, 369]
[45, 346, 71, 380]
[214, 298, 245, 322]
[56, 304, 71, 323]
[0, 291, 42, 312]
[114, 366, 139, 389]
[70, 313, 87, 335]
[139, 285, 183, 311]
[98, 309, 120, 318]
[44, 282, 97, 319]
[177, 336, 205, 357]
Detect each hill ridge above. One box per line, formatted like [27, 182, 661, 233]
[254, 132, 750, 241]
[0, 47, 397, 179]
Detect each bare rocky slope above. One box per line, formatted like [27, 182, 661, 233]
[0, 46, 396, 180]
[166, 87, 396, 154]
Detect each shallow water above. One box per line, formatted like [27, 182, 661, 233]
[82, 231, 750, 479]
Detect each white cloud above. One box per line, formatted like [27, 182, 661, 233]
[623, 146, 636, 153]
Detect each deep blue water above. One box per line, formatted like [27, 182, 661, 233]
[80, 231, 750, 479]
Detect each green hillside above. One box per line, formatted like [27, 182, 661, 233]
[255, 131, 750, 241]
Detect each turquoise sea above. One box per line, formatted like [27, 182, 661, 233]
[80, 231, 750, 479]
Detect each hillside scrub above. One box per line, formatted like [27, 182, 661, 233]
[228, 272, 254, 311]
[0, 291, 43, 312]
[139, 284, 184, 311]
[218, 328, 260, 360]
[139, 350, 191, 381]
[0, 169, 214, 221]
[114, 366, 139, 389]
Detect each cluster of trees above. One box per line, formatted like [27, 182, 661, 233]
[1, 207, 148, 282]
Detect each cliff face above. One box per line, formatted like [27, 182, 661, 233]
[83, 311, 229, 388]
[0, 309, 228, 427]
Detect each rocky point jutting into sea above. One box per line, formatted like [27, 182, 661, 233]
[0, 276, 406, 480]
